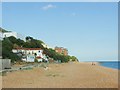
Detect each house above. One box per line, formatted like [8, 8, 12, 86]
[55, 47, 68, 56]
[12, 48, 48, 62]
[2, 31, 25, 41]
[3, 32, 17, 39]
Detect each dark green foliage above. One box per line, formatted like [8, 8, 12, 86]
[8, 36, 17, 44]
[16, 39, 24, 46]
[26, 36, 33, 41]
[70, 56, 78, 61]
[23, 42, 31, 48]
[2, 38, 13, 51]
[8, 36, 24, 47]
[23, 37, 44, 49]
[2, 38, 20, 62]
[57, 55, 69, 63]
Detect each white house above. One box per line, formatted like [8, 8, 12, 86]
[12, 48, 47, 62]
[3, 32, 17, 38]
[2, 31, 25, 41]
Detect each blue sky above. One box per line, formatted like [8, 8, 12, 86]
[2, 2, 118, 61]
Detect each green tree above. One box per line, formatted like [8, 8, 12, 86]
[26, 36, 33, 42]
[8, 36, 17, 44]
[17, 39, 24, 46]
[2, 38, 13, 51]
[2, 37, 21, 62]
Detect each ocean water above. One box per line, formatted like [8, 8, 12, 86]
[100, 61, 120, 70]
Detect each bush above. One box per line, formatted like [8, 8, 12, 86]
[34, 58, 38, 63]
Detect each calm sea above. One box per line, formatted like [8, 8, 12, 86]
[99, 61, 120, 70]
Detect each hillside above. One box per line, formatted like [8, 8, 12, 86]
[1, 27, 78, 63]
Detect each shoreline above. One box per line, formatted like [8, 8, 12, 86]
[79, 61, 119, 70]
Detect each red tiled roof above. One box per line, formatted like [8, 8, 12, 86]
[36, 56, 42, 58]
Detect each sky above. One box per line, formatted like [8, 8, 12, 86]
[1, 0, 119, 2]
[1, 2, 118, 61]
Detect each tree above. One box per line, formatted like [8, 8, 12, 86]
[13, 44, 19, 48]
[26, 36, 33, 42]
[23, 37, 44, 49]
[43, 48, 70, 63]
[17, 39, 24, 46]
[2, 38, 13, 51]
[2, 38, 21, 62]
[8, 36, 17, 44]
[69, 56, 78, 62]
[23, 42, 31, 48]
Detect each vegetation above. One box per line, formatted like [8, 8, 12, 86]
[43, 48, 69, 62]
[2, 37, 21, 62]
[2, 30, 78, 63]
[43, 48, 78, 62]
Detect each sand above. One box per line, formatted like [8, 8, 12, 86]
[2, 62, 119, 88]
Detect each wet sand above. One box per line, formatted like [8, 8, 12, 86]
[2, 62, 118, 88]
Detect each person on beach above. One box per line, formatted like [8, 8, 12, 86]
[92, 62, 94, 65]
[92, 62, 95, 65]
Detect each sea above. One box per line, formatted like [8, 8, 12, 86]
[99, 61, 120, 70]
[80, 60, 119, 70]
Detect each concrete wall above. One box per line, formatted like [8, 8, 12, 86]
[0, 59, 11, 70]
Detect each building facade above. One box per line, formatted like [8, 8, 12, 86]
[12, 48, 48, 62]
[55, 47, 68, 56]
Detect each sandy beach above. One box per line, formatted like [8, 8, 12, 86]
[2, 62, 118, 88]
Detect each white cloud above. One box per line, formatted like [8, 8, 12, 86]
[41, 4, 56, 10]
